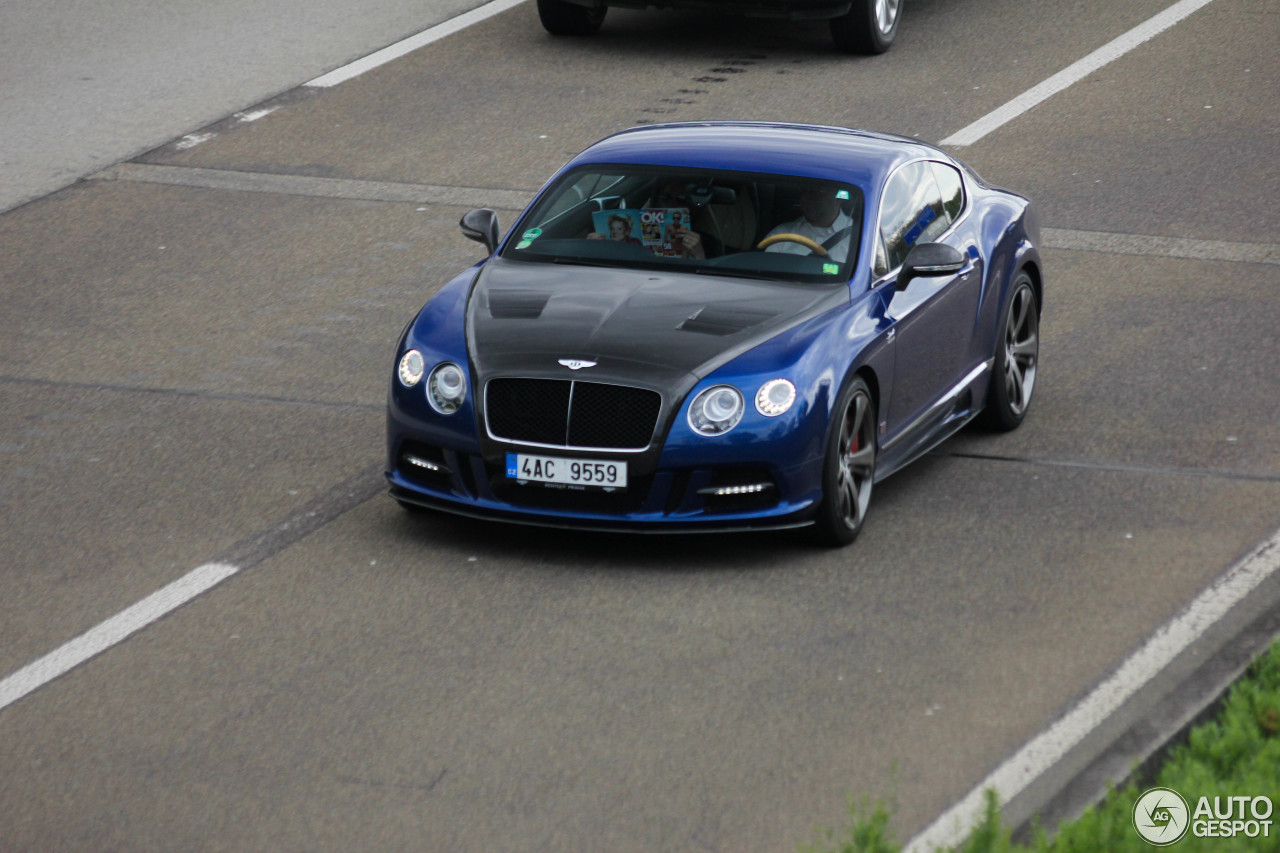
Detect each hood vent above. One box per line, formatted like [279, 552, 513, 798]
[488, 290, 552, 319]
[678, 306, 775, 336]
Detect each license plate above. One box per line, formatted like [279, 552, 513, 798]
[506, 453, 627, 489]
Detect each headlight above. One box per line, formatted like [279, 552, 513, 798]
[398, 350, 425, 387]
[427, 362, 467, 414]
[755, 378, 796, 417]
[688, 385, 744, 436]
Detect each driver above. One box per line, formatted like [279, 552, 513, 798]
[763, 186, 855, 263]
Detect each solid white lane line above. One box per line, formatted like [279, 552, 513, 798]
[305, 0, 530, 88]
[941, 0, 1218, 147]
[904, 527, 1280, 853]
[0, 563, 239, 713]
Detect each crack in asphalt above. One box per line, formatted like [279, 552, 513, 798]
[0, 374, 382, 413]
[11, 372, 1274, 484]
[89, 164, 1280, 267]
[209, 462, 385, 571]
[1043, 227, 1280, 266]
[942, 450, 1280, 483]
[90, 162, 534, 212]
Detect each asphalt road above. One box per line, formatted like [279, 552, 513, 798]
[0, 0, 483, 213]
[1, 0, 1278, 850]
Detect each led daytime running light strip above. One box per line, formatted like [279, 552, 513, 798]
[697, 483, 773, 496]
[405, 454, 447, 473]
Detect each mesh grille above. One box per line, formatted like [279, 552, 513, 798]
[486, 378, 570, 446]
[487, 378, 660, 450]
[568, 382, 662, 449]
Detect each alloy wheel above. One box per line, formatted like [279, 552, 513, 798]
[875, 0, 901, 35]
[836, 388, 876, 531]
[1003, 282, 1039, 416]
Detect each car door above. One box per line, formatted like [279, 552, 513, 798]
[877, 160, 983, 439]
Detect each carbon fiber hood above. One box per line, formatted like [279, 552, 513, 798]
[466, 256, 845, 388]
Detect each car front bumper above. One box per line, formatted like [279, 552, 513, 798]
[386, 439, 824, 534]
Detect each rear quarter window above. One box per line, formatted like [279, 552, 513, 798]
[930, 162, 964, 222]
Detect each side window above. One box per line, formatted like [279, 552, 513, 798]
[930, 162, 965, 223]
[875, 162, 947, 276]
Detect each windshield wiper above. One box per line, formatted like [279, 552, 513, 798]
[551, 257, 620, 268]
[693, 267, 786, 282]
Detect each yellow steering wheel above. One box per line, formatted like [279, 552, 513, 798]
[756, 233, 828, 256]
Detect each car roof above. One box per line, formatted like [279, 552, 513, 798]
[564, 121, 947, 188]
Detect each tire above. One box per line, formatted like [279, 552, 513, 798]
[537, 0, 606, 36]
[813, 376, 877, 546]
[982, 272, 1039, 431]
[830, 0, 901, 54]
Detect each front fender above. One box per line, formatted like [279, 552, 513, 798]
[387, 267, 483, 456]
[658, 287, 893, 472]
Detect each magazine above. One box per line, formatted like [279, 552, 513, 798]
[592, 208, 692, 257]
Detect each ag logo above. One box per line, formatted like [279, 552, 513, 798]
[1133, 787, 1190, 846]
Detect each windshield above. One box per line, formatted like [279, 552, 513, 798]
[502, 165, 864, 285]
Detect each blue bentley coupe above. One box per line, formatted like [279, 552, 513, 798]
[386, 122, 1042, 545]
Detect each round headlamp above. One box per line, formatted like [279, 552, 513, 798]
[398, 350, 425, 387]
[427, 362, 467, 414]
[688, 385, 744, 436]
[755, 378, 796, 417]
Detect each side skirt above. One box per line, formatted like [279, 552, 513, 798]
[874, 359, 992, 482]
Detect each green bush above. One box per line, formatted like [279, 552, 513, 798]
[801, 639, 1280, 853]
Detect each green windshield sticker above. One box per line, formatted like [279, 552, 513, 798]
[516, 240, 533, 249]
[823, 263, 840, 275]
[521, 228, 543, 240]
[836, 190, 850, 200]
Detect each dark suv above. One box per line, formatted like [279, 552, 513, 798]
[537, 0, 901, 53]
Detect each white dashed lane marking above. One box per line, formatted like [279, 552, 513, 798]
[0, 564, 239, 713]
[941, 0, 1219, 146]
[304, 0, 529, 88]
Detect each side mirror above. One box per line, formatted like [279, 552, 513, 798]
[460, 208, 500, 255]
[897, 242, 966, 291]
